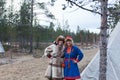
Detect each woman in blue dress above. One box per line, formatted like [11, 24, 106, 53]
[63, 36, 84, 80]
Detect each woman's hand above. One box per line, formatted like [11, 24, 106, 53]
[73, 59, 79, 63]
[73, 60, 78, 63]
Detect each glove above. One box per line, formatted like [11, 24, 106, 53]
[47, 54, 52, 58]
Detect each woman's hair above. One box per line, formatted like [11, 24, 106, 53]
[64, 36, 74, 46]
[55, 35, 65, 44]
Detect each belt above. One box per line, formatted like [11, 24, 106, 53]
[65, 58, 76, 61]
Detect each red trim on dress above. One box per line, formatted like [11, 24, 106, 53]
[64, 76, 81, 79]
[65, 79, 75, 80]
[67, 47, 71, 53]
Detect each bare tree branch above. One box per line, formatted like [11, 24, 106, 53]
[67, 0, 102, 15]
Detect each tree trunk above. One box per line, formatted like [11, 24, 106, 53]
[29, 0, 34, 53]
[99, 0, 108, 80]
[80, 32, 83, 47]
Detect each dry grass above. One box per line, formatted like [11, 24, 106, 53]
[0, 48, 98, 80]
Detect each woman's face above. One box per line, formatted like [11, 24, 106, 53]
[66, 40, 72, 47]
[58, 41, 64, 46]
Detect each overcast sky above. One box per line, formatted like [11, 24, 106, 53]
[6, 0, 118, 33]
[41, 0, 101, 33]
[38, 0, 118, 33]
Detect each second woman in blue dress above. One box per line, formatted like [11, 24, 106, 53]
[63, 36, 84, 80]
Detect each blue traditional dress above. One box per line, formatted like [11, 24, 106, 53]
[64, 46, 83, 79]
